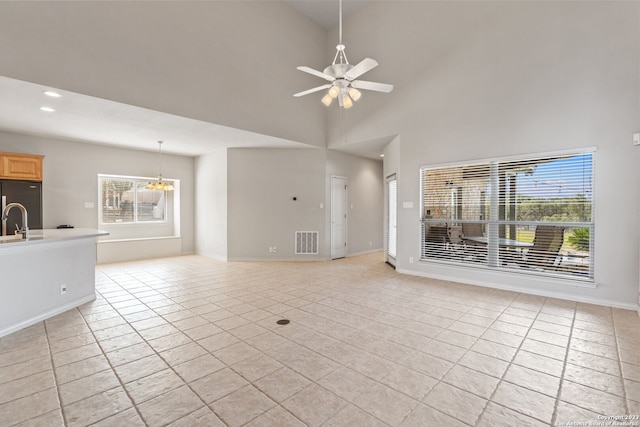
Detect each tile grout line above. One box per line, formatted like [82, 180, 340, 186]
[405, 291, 516, 426]
[610, 310, 631, 416]
[76, 292, 150, 427]
[16, 254, 637, 427]
[475, 296, 553, 426]
[215, 284, 431, 425]
[95, 271, 229, 425]
[549, 302, 578, 427]
[100, 267, 306, 426]
[42, 319, 68, 427]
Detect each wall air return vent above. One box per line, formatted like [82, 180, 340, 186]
[295, 231, 319, 254]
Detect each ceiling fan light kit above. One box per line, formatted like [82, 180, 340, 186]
[293, 0, 393, 109]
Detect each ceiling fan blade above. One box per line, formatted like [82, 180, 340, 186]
[344, 58, 378, 80]
[296, 66, 335, 82]
[293, 84, 332, 97]
[351, 80, 394, 93]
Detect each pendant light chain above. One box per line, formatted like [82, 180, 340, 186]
[146, 140, 174, 191]
[158, 140, 163, 179]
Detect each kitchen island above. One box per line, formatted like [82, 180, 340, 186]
[0, 228, 108, 337]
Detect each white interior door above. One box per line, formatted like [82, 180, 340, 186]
[331, 175, 347, 259]
[387, 174, 397, 266]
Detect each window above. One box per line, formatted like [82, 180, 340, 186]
[100, 175, 168, 224]
[421, 151, 594, 281]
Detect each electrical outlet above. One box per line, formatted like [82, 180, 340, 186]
[634, 132, 640, 146]
[409, 257, 414, 264]
[60, 284, 67, 295]
[272, 247, 277, 253]
[369, 241, 373, 246]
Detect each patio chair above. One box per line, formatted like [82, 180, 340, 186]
[522, 225, 565, 269]
[424, 225, 448, 258]
[461, 222, 487, 262]
[462, 223, 484, 240]
[447, 225, 465, 257]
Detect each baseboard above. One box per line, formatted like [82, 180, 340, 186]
[0, 293, 96, 338]
[347, 248, 384, 257]
[97, 237, 182, 263]
[396, 267, 639, 311]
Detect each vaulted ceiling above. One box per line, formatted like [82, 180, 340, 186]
[0, 1, 384, 159]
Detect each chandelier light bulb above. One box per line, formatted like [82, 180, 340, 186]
[328, 86, 339, 98]
[342, 95, 353, 109]
[321, 94, 333, 107]
[348, 87, 361, 102]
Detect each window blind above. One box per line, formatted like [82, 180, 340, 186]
[420, 151, 594, 281]
[99, 175, 169, 224]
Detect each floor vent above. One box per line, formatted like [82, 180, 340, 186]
[295, 231, 319, 254]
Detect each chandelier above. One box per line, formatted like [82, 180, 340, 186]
[146, 141, 174, 191]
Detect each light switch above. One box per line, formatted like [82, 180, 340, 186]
[84, 202, 94, 209]
[633, 132, 640, 146]
[403, 201, 414, 209]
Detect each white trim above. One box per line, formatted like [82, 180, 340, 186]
[98, 172, 173, 182]
[420, 149, 595, 281]
[419, 146, 597, 170]
[0, 235, 98, 255]
[330, 175, 348, 260]
[98, 235, 180, 244]
[386, 173, 398, 266]
[418, 258, 597, 287]
[348, 248, 383, 257]
[0, 293, 95, 338]
[396, 267, 637, 311]
[97, 174, 174, 226]
[97, 237, 182, 263]
[227, 256, 326, 262]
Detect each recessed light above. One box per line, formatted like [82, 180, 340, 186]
[40, 106, 56, 112]
[43, 91, 62, 98]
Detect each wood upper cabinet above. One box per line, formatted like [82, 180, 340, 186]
[0, 152, 44, 181]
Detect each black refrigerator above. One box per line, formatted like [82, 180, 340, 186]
[0, 180, 43, 235]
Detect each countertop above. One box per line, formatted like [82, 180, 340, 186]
[0, 228, 108, 249]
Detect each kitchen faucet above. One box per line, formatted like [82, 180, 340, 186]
[1, 202, 29, 239]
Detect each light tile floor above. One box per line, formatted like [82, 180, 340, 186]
[1, 253, 639, 426]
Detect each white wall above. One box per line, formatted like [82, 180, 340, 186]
[0, 1, 327, 148]
[326, 150, 384, 256]
[0, 131, 196, 258]
[0, 237, 97, 337]
[332, 1, 640, 308]
[195, 149, 228, 260]
[227, 147, 327, 261]
[199, 147, 384, 262]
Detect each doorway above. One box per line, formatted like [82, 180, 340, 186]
[386, 174, 397, 266]
[331, 175, 347, 259]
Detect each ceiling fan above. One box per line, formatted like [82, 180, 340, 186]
[293, 0, 393, 109]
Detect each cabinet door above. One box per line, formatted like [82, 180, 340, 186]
[0, 153, 43, 181]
